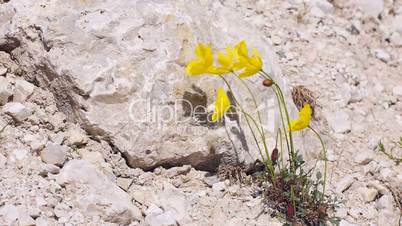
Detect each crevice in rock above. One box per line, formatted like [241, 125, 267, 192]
[0, 37, 21, 53]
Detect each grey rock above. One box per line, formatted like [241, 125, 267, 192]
[12, 79, 35, 102]
[0, 77, 13, 105]
[358, 187, 378, 202]
[335, 175, 355, 194]
[203, 175, 220, 187]
[40, 143, 68, 166]
[0, 153, 6, 168]
[145, 211, 177, 226]
[10, 148, 30, 162]
[339, 220, 358, 226]
[392, 86, 402, 97]
[64, 125, 88, 146]
[353, 152, 374, 165]
[376, 195, 394, 210]
[374, 49, 391, 63]
[212, 181, 226, 192]
[307, 0, 334, 14]
[0, 0, 289, 171]
[57, 160, 142, 224]
[40, 164, 61, 176]
[3, 102, 32, 122]
[23, 133, 48, 151]
[158, 183, 189, 224]
[116, 177, 133, 191]
[377, 209, 399, 226]
[356, 0, 384, 17]
[145, 204, 164, 216]
[162, 165, 191, 178]
[0, 204, 36, 226]
[326, 110, 351, 134]
[0, 66, 7, 76]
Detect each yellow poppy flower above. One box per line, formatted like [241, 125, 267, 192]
[217, 46, 236, 73]
[186, 43, 225, 76]
[289, 104, 312, 132]
[233, 41, 263, 78]
[211, 88, 231, 122]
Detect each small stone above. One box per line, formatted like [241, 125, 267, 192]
[145, 204, 163, 216]
[376, 195, 394, 210]
[3, 102, 32, 122]
[203, 175, 219, 187]
[40, 143, 68, 166]
[10, 148, 30, 161]
[353, 152, 374, 165]
[0, 66, 7, 76]
[40, 164, 61, 176]
[64, 125, 88, 146]
[162, 165, 191, 178]
[326, 110, 351, 134]
[13, 79, 35, 102]
[145, 210, 177, 226]
[35, 197, 47, 207]
[335, 175, 355, 194]
[23, 133, 48, 151]
[357, 0, 384, 17]
[0, 77, 12, 105]
[0, 204, 36, 226]
[374, 49, 391, 63]
[116, 177, 133, 191]
[0, 153, 6, 168]
[379, 168, 395, 181]
[392, 86, 402, 97]
[314, 0, 334, 14]
[339, 220, 358, 226]
[377, 209, 399, 226]
[335, 207, 348, 218]
[358, 187, 378, 202]
[212, 181, 226, 192]
[271, 35, 282, 45]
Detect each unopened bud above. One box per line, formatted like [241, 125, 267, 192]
[262, 79, 273, 87]
[271, 148, 279, 165]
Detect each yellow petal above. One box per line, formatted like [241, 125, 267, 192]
[208, 66, 228, 75]
[211, 88, 231, 122]
[250, 48, 263, 70]
[289, 104, 312, 132]
[238, 67, 259, 78]
[217, 46, 235, 69]
[186, 60, 207, 75]
[235, 40, 249, 58]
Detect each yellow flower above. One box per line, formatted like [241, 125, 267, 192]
[233, 40, 263, 78]
[211, 88, 231, 122]
[289, 104, 312, 132]
[217, 46, 236, 73]
[186, 43, 225, 76]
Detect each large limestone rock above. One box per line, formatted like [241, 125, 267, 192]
[0, 0, 288, 171]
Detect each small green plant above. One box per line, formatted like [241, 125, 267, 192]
[376, 139, 402, 165]
[186, 41, 336, 225]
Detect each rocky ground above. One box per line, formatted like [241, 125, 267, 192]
[0, 0, 401, 226]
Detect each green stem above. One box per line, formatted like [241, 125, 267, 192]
[232, 73, 273, 167]
[259, 70, 296, 173]
[309, 126, 327, 201]
[218, 75, 265, 162]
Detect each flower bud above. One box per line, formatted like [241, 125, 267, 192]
[262, 79, 273, 87]
[271, 147, 279, 165]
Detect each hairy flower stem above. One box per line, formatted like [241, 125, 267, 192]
[259, 70, 296, 173]
[309, 126, 328, 201]
[232, 73, 275, 174]
[218, 75, 276, 179]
